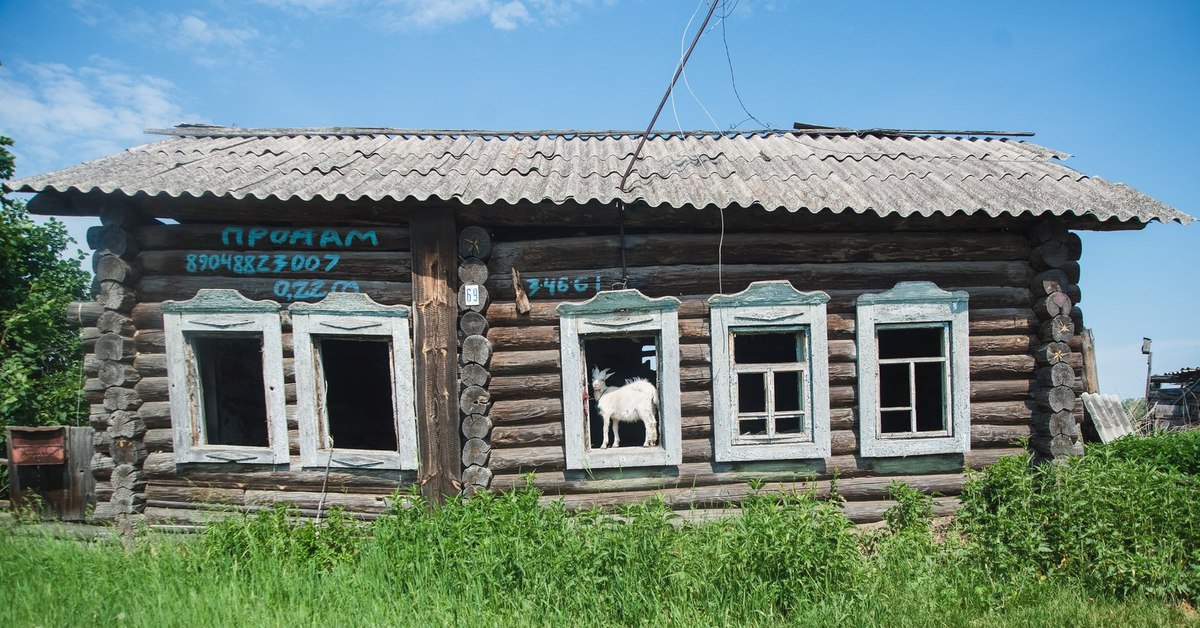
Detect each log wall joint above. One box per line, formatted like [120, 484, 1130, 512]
[458, 225, 494, 494]
[1027, 218, 1085, 461]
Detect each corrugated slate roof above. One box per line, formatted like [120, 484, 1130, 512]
[7, 128, 1191, 224]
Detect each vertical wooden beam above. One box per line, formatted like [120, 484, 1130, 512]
[410, 208, 461, 503]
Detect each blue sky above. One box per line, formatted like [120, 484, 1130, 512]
[0, 0, 1196, 398]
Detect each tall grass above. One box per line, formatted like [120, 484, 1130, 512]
[1, 431, 1198, 626]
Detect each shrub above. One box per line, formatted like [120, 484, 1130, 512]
[201, 504, 368, 569]
[957, 434, 1200, 601]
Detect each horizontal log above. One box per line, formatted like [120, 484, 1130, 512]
[1030, 239, 1071, 270]
[141, 451, 416, 491]
[97, 281, 136, 312]
[66, 301, 104, 326]
[96, 311, 135, 336]
[1039, 316, 1075, 343]
[134, 225, 412, 251]
[138, 250, 413, 281]
[839, 496, 960, 525]
[1030, 269, 1070, 297]
[970, 378, 1033, 402]
[95, 333, 135, 362]
[459, 257, 490, 285]
[544, 473, 969, 512]
[486, 261, 1034, 302]
[490, 232, 1031, 273]
[462, 465, 493, 488]
[1033, 292, 1072, 319]
[1034, 342, 1071, 366]
[459, 225, 493, 260]
[1035, 386, 1076, 413]
[1037, 362, 1076, 388]
[131, 302, 163, 329]
[459, 310, 488, 336]
[972, 423, 1031, 447]
[496, 438, 769, 474]
[970, 400, 1036, 425]
[136, 276, 412, 305]
[491, 447, 1026, 496]
[95, 253, 140, 284]
[99, 361, 141, 387]
[87, 226, 138, 258]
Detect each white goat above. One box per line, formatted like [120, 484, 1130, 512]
[591, 367, 659, 448]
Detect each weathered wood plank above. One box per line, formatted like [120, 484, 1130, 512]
[410, 208, 461, 503]
[490, 232, 1031, 272]
[486, 261, 1033, 302]
[141, 452, 415, 491]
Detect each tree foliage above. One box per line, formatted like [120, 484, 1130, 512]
[0, 135, 90, 450]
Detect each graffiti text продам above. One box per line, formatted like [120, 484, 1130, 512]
[220, 227, 379, 249]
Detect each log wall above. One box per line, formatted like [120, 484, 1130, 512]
[474, 214, 1075, 522]
[87, 220, 419, 525]
[73, 201, 1088, 527]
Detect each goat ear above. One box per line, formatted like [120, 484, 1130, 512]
[600, 368, 613, 380]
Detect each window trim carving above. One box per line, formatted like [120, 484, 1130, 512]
[709, 281, 831, 462]
[856, 281, 970, 457]
[162, 289, 288, 465]
[290, 293, 418, 471]
[557, 289, 682, 470]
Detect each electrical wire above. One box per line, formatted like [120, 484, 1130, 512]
[719, 0, 769, 129]
[670, 0, 709, 134]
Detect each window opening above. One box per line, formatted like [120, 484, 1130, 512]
[731, 330, 808, 441]
[557, 289, 682, 470]
[876, 326, 949, 436]
[708, 281, 831, 462]
[319, 338, 398, 451]
[193, 335, 270, 447]
[854, 281, 970, 458]
[584, 335, 659, 449]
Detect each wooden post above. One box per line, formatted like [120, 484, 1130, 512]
[1080, 328, 1100, 395]
[411, 208, 461, 503]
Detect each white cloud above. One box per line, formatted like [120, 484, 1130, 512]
[69, 2, 263, 68]
[312, 0, 607, 31]
[0, 61, 194, 178]
[177, 14, 259, 49]
[490, 1, 532, 29]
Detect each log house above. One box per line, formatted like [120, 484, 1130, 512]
[8, 126, 1191, 526]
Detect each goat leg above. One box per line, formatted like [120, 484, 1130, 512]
[600, 413, 611, 449]
[641, 409, 658, 447]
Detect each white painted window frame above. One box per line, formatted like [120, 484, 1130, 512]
[290, 293, 418, 471]
[856, 282, 970, 457]
[710, 281, 831, 462]
[162, 289, 289, 465]
[557, 289, 682, 470]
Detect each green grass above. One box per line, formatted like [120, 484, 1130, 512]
[1, 431, 1198, 626]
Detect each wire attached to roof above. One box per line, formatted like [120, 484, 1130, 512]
[619, 0, 721, 193]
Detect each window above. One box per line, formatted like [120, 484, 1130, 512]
[162, 289, 288, 464]
[856, 282, 970, 457]
[557, 289, 682, 470]
[290, 293, 418, 470]
[709, 281, 831, 461]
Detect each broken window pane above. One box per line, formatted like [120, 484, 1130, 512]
[737, 372, 767, 413]
[320, 338, 397, 451]
[914, 362, 946, 432]
[193, 336, 269, 447]
[878, 327, 944, 359]
[773, 370, 802, 412]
